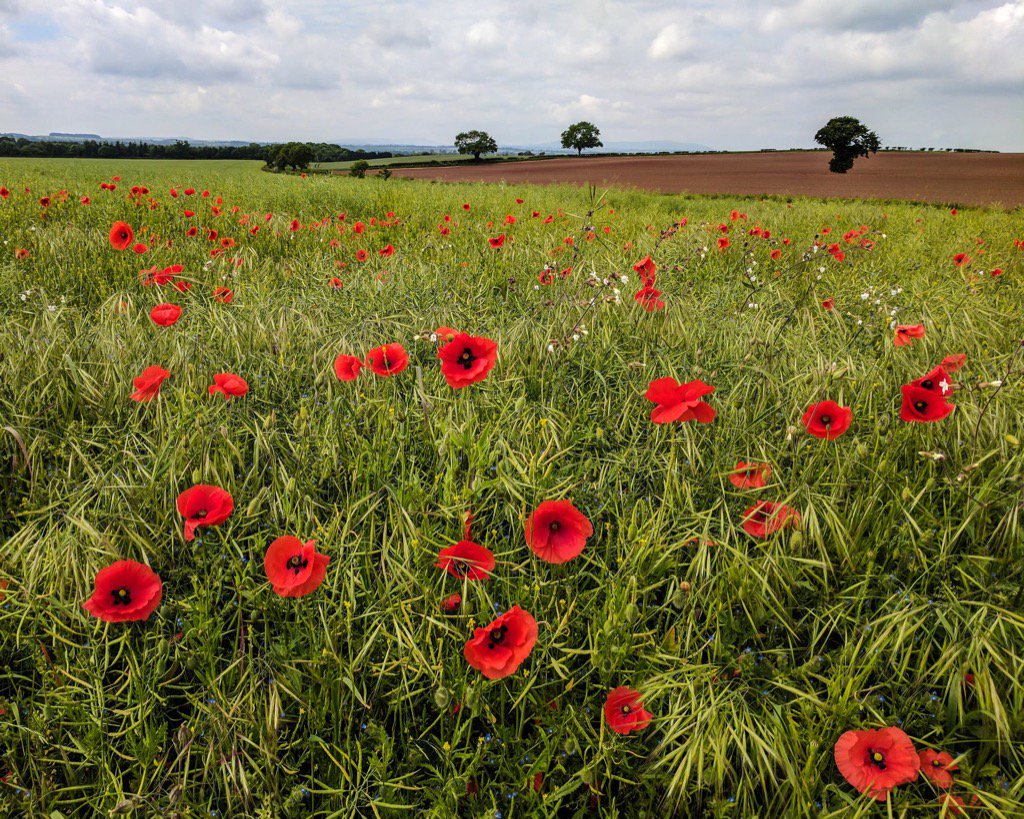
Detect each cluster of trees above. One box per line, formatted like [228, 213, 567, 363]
[0, 136, 391, 168]
[453, 121, 605, 160]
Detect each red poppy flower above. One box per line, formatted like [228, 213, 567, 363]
[634, 285, 665, 311]
[214, 287, 234, 304]
[770, 248, 782, 260]
[834, 727, 920, 802]
[109, 221, 134, 251]
[645, 377, 715, 424]
[604, 687, 653, 735]
[822, 298, 835, 310]
[953, 253, 971, 266]
[365, 343, 409, 377]
[894, 324, 926, 346]
[741, 501, 799, 538]
[729, 461, 771, 489]
[525, 500, 592, 564]
[489, 234, 505, 249]
[0, 186, 9, 199]
[437, 333, 498, 388]
[264, 536, 330, 597]
[14, 248, 29, 259]
[939, 354, 965, 374]
[717, 237, 729, 251]
[208, 373, 249, 399]
[130, 365, 170, 402]
[149, 303, 182, 327]
[632, 255, 657, 282]
[355, 249, 369, 263]
[132, 243, 148, 254]
[900, 384, 954, 423]
[333, 354, 363, 381]
[39, 196, 50, 208]
[462, 203, 471, 211]
[919, 749, 957, 790]
[379, 244, 395, 257]
[436, 540, 495, 580]
[441, 593, 462, 612]
[910, 366, 954, 398]
[185, 226, 198, 237]
[463, 605, 538, 680]
[802, 400, 853, 440]
[176, 484, 234, 541]
[82, 560, 162, 622]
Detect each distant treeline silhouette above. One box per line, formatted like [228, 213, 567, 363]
[0, 137, 391, 164]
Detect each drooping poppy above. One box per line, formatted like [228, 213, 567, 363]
[463, 605, 538, 680]
[176, 484, 234, 541]
[149, 303, 182, 327]
[489, 234, 505, 249]
[264, 536, 330, 597]
[436, 540, 495, 580]
[82, 560, 163, 623]
[894, 324, 926, 346]
[333, 354, 363, 381]
[208, 373, 249, 399]
[365, 343, 409, 377]
[525, 500, 592, 564]
[941, 354, 966, 373]
[109, 221, 134, 251]
[919, 750, 957, 790]
[441, 593, 462, 612]
[900, 385, 955, 423]
[437, 333, 498, 389]
[645, 377, 715, 424]
[741, 501, 799, 538]
[214, 287, 234, 304]
[633, 255, 657, 282]
[604, 687, 653, 735]
[802, 400, 853, 440]
[822, 298, 835, 310]
[834, 727, 920, 802]
[634, 285, 665, 311]
[379, 244, 395, 257]
[729, 461, 771, 489]
[130, 365, 170, 402]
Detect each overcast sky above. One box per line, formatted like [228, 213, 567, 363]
[1, 0, 1022, 150]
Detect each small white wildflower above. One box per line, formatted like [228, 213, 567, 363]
[429, 333, 437, 343]
[547, 344, 555, 353]
[818, 266, 826, 273]
[860, 292, 869, 300]
[939, 379, 951, 395]
[48, 304, 56, 312]
[534, 284, 540, 290]
[602, 278, 609, 285]
[857, 319, 863, 325]
[620, 274, 628, 284]
[572, 334, 580, 341]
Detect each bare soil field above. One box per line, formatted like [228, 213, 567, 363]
[391, 151, 1024, 208]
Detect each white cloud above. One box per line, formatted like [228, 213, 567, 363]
[647, 23, 693, 60]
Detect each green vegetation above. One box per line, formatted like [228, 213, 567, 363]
[1, 158, 1022, 817]
[561, 122, 604, 156]
[814, 117, 882, 174]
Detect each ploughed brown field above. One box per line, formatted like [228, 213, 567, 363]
[390, 151, 1024, 208]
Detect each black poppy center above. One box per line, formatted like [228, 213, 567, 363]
[193, 509, 208, 520]
[548, 520, 561, 534]
[869, 750, 887, 770]
[921, 380, 934, 390]
[932, 759, 943, 768]
[286, 554, 309, 575]
[488, 624, 509, 648]
[111, 587, 132, 605]
[819, 415, 832, 426]
[914, 401, 928, 412]
[449, 559, 471, 577]
[621, 704, 632, 715]
[458, 348, 477, 370]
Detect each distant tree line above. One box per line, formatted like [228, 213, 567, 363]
[0, 136, 391, 167]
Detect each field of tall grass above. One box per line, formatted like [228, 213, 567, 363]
[1, 158, 1022, 818]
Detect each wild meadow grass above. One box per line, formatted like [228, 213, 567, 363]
[1, 158, 1023, 817]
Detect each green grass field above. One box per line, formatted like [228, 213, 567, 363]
[314, 154, 470, 171]
[1, 158, 1023, 818]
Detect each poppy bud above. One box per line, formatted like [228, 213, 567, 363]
[191, 469, 202, 484]
[790, 531, 803, 549]
[433, 687, 451, 709]
[624, 603, 638, 622]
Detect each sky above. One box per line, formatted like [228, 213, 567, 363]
[1, 0, 1022, 151]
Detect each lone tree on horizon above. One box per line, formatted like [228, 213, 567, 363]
[561, 121, 603, 155]
[814, 116, 881, 173]
[454, 130, 498, 161]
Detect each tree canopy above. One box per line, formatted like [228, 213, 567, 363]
[561, 121, 603, 155]
[813, 116, 881, 173]
[454, 130, 498, 161]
